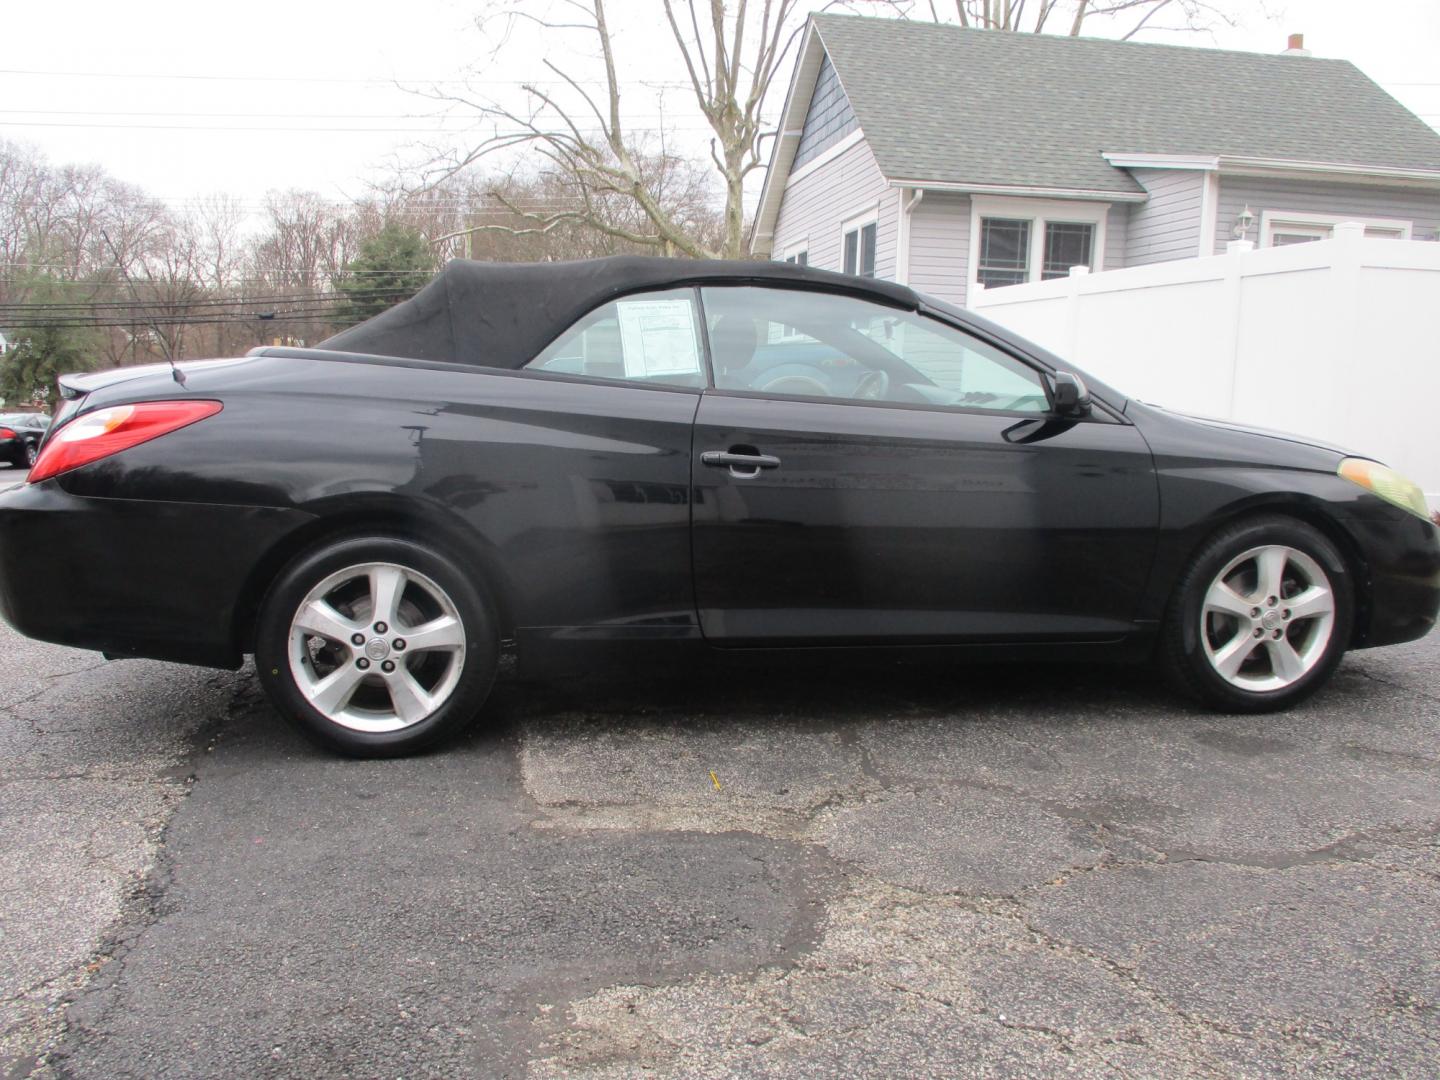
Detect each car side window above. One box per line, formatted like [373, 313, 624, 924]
[701, 286, 1050, 413]
[526, 288, 705, 388]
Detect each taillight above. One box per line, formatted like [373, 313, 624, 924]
[0, 428, 14, 440]
[28, 400, 223, 484]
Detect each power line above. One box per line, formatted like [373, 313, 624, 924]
[0, 108, 705, 122]
[0, 109, 471, 120]
[0, 67, 693, 88]
[0, 294, 423, 313]
[0, 286, 424, 304]
[2, 65, 1432, 91]
[8, 308, 359, 328]
[0, 121, 480, 133]
[0, 119, 715, 133]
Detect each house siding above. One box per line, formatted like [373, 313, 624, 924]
[1104, 203, 1128, 271]
[1214, 176, 1440, 252]
[1124, 169, 1205, 265]
[907, 193, 971, 306]
[793, 55, 859, 171]
[773, 137, 897, 280]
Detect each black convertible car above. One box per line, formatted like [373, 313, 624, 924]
[0, 257, 1435, 755]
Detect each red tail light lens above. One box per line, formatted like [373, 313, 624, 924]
[28, 400, 223, 484]
[0, 428, 15, 440]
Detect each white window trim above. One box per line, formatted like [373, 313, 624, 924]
[839, 208, 880, 277]
[1259, 209, 1413, 247]
[778, 239, 810, 264]
[967, 195, 1108, 291]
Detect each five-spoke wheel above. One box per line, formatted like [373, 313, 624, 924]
[1164, 516, 1352, 712]
[1200, 545, 1336, 691]
[289, 562, 467, 733]
[257, 536, 498, 756]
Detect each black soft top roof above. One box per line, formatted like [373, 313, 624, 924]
[318, 256, 919, 369]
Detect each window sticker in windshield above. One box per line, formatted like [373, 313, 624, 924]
[615, 299, 701, 379]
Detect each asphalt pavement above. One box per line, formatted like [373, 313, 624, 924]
[0, 619, 1437, 1078]
[0, 465, 26, 494]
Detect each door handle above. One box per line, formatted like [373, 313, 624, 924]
[701, 449, 781, 474]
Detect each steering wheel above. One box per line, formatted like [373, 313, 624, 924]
[853, 369, 890, 401]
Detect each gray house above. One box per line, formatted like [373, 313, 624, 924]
[752, 16, 1440, 306]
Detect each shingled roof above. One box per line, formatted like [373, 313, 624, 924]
[810, 14, 1440, 193]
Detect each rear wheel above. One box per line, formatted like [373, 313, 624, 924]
[1162, 516, 1353, 712]
[256, 536, 498, 756]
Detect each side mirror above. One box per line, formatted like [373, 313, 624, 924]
[1052, 372, 1092, 418]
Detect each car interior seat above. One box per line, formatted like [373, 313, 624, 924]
[709, 315, 759, 389]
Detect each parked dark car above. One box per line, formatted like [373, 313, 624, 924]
[0, 413, 48, 470]
[0, 258, 1435, 756]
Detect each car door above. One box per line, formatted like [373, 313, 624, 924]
[435, 286, 707, 639]
[691, 285, 1160, 645]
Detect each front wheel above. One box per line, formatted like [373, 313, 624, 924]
[1162, 516, 1354, 712]
[255, 536, 499, 756]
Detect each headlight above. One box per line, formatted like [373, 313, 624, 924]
[1338, 458, 1432, 521]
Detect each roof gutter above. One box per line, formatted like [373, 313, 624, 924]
[886, 179, 1147, 202]
[1103, 151, 1440, 188]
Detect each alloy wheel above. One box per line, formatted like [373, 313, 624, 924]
[1199, 544, 1336, 692]
[287, 561, 467, 732]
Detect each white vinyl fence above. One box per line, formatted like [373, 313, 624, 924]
[970, 223, 1440, 501]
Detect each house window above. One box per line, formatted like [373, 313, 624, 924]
[1260, 210, 1413, 248]
[971, 197, 1106, 290]
[978, 218, 1096, 287]
[1041, 222, 1095, 279]
[843, 220, 876, 277]
[978, 218, 1031, 287]
[1270, 225, 1330, 247]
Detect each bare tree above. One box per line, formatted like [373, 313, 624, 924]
[425, 0, 821, 260]
[426, 0, 1237, 260]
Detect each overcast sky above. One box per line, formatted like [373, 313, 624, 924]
[5, 0, 1438, 212]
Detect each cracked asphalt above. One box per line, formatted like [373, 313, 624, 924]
[0, 619, 1436, 1079]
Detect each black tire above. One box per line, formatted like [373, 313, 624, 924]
[255, 535, 499, 757]
[23, 441, 37, 469]
[1161, 515, 1354, 713]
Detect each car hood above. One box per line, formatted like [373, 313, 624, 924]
[1127, 401, 1368, 473]
[1169, 412, 1358, 458]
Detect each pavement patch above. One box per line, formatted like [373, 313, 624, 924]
[51, 704, 842, 1079]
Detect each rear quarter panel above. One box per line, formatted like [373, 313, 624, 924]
[61, 355, 702, 638]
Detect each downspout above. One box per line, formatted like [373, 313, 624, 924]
[896, 188, 925, 286]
